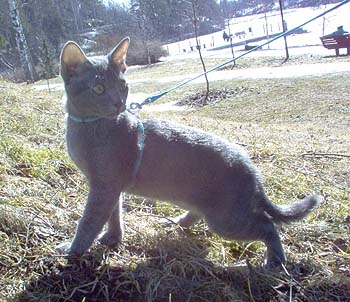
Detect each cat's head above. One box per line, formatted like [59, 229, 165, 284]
[60, 37, 130, 119]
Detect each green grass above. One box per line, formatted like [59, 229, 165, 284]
[0, 54, 349, 301]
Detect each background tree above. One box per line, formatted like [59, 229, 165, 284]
[191, 0, 210, 103]
[8, 0, 38, 82]
[39, 40, 56, 91]
[130, 0, 157, 65]
[0, 0, 341, 82]
[176, 0, 212, 104]
[220, 0, 238, 66]
[105, 3, 133, 36]
[278, 0, 289, 62]
[20, 0, 66, 54]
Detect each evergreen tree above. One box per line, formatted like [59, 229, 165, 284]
[0, 0, 342, 82]
[39, 39, 56, 91]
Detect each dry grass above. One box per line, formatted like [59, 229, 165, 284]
[0, 54, 349, 302]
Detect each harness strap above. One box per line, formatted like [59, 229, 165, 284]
[68, 114, 101, 123]
[131, 118, 145, 183]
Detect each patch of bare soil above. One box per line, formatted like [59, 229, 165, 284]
[176, 87, 253, 107]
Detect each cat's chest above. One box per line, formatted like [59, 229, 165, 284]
[66, 124, 118, 174]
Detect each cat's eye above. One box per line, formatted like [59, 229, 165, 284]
[92, 84, 105, 95]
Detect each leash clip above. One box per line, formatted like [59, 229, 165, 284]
[128, 97, 154, 111]
[129, 102, 142, 110]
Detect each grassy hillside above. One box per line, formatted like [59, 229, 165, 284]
[0, 55, 349, 301]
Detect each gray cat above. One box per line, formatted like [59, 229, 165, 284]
[57, 37, 320, 268]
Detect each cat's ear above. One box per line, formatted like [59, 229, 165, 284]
[109, 37, 130, 73]
[60, 41, 89, 81]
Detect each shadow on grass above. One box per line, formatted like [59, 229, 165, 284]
[11, 230, 350, 302]
[10, 231, 255, 302]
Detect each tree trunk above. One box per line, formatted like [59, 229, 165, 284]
[222, 0, 236, 67]
[71, 0, 83, 33]
[8, 0, 38, 82]
[263, 6, 270, 50]
[191, 0, 209, 105]
[278, 0, 289, 63]
[226, 18, 236, 68]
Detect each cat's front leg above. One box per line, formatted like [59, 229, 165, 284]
[57, 185, 121, 256]
[98, 194, 124, 248]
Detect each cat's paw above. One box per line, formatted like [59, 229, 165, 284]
[55, 241, 72, 255]
[98, 231, 122, 248]
[263, 252, 286, 271]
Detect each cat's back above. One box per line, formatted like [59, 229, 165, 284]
[132, 116, 261, 204]
[142, 117, 249, 161]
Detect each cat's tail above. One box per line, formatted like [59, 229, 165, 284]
[262, 194, 321, 224]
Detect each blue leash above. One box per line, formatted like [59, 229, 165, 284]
[129, 0, 350, 110]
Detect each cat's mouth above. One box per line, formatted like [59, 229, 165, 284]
[116, 103, 126, 114]
[100, 103, 126, 119]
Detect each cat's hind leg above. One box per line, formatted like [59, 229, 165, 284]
[261, 224, 286, 269]
[205, 209, 286, 268]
